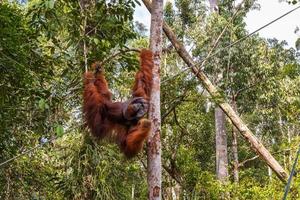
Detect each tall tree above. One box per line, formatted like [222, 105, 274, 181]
[147, 0, 163, 199]
[208, 0, 229, 183]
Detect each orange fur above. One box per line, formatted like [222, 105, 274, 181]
[83, 49, 153, 158]
[132, 49, 153, 100]
[121, 119, 151, 158]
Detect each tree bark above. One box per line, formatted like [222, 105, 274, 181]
[142, 0, 288, 182]
[231, 100, 239, 183]
[147, 0, 163, 199]
[215, 107, 229, 182]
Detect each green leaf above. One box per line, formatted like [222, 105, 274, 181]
[63, 5, 70, 13]
[48, 0, 55, 9]
[93, 38, 100, 45]
[38, 98, 46, 111]
[55, 125, 64, 137]
[45, 103, 50, 110]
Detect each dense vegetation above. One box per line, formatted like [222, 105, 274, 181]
[0, 0, 299, 199]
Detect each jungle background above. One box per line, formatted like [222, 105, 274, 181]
[1, 0, 300, 199]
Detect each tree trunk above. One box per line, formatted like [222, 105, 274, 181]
[208, 0, 229, 183]
[268, 166, 272, 182]
[287, 126, 292, 169]
[147, 0, 163, 199]
[142, 0, 288, 182]
[231, 100, 239, 183]
[215, 107, 229, 182]
[131, 184, 135, 200]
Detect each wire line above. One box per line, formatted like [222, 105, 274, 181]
[162, 4, 300, 83]
[0, 137, 57, 167]
[207, 4, 300, 60]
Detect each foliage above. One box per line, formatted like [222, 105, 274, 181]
[0, 0, 141, 199]
[1, 0, 300, 199]
[53, 133, 148, 199]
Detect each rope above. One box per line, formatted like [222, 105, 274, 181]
[0, 136, 57, 168]
[282, 144, 300, 200]
[162, 4, 300, 84]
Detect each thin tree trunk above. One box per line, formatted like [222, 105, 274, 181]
[142, 0, 288, 182]
[147, 0, 163, 199]
[232, 100, 239, 183]
[287, 126, 292, 169]
[208, 0, 229, 183]
[79, 0, 93, 72]
[268, 166, 272, 182]
[279, 115, 288, 170]
[131, 184, 135, 200]
[215, 107, 229, 182]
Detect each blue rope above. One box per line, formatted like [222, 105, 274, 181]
[282, 145, 300, 200]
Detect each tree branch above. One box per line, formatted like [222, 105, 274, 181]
[162, 164, 182, 185]
[162, 90, 188, 123]
[238, 155, 259, 168]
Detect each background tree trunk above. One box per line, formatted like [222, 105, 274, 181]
[215, 107, 229, 182]
[208, 0, 229, 183]
[147, 0, 163, 199]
